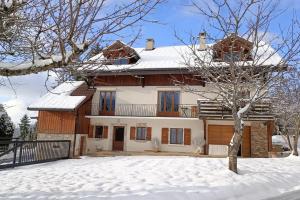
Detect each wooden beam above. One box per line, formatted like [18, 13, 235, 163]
[203, 118, 207, 155]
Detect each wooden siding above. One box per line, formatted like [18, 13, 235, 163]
[242, 126, 251, 157]
[75, 99, 92, 135]
[70, 83, 95, 98]
[38, 111, 76, 134]
[213, 35, 253, 61]
[102, 40, 139, 64]
[94, 74, 204, 87]
[207, 125, 251, 157]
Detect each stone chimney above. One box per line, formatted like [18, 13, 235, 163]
[198, 32, 206, 50]
[145, 38, 155, 50]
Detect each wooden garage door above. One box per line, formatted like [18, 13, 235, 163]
[208, 125, 251, 157]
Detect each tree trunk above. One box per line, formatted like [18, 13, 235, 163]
[286, 134, 293, 151]
[228, 116, 244, 173]
[292, 134, 299, 156]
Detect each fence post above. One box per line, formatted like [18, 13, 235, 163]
[68, 141, 71, 158]
[18, 143, 23, 164]
[12, 142, 18, 167]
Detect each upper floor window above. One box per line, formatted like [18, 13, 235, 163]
[99, 91, 116, 115]
[158, 91, 180, 113]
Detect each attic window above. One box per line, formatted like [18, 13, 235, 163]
[224, 52, 241, 62]
[113, 58, 128, 65]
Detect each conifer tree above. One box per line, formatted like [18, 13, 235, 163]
[19, 114, 31, 140]
[0, 104, 14, 138]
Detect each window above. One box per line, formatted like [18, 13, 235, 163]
[113, 58, 128, 65]
[100, 91, 116, 114]
[224, 52, 241, 62]
[170, 128, 183, 144]
[95, 126, 104, 138]
[238, 90, 250, 99]
[136, 127, 147, 140]
[158, 91, 180, 113]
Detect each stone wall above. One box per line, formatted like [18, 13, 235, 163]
[37, 133, 75, 157]
[251, 122, 269, 157]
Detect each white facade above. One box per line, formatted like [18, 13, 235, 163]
[87, 85, 207, 154]
[87, 117, 203, 153]
[91, 85, 207, 115]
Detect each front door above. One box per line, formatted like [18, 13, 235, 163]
[113, 126, 125, 151]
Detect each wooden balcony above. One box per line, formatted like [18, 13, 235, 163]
[198, 100, 274, 121]
[91, 104, 198, 118]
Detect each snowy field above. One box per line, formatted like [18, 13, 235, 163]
[0, 156, 300, 200]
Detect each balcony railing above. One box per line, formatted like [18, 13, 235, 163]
[198, 100, 274, 120]
[91, 104, 198, 118]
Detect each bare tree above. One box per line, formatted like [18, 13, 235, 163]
[272, 68, 300, 156]
[177, 0, 300, 173]
[0, 0, 162, 77]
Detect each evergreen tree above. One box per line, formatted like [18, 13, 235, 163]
[19, 114, 31, 140]
[0, 104, 14, 139]
[0, 104, 5, 115]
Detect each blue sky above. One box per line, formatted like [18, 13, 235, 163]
[131, 0, 300, 48]
[1, 0, 300, 123]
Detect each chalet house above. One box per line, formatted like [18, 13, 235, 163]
[28, 34, 280, 157]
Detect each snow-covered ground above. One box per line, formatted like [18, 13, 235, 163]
[272, 135, 300, 150]
[1, 156, 300, 200]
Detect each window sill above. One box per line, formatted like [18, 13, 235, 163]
[166, 143, 185, 147]
[94, 138, 107, 140]
[133, 139, 149, 143]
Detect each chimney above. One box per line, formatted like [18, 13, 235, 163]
[145, 38, 155, 50]
[199, 32, 206, 50]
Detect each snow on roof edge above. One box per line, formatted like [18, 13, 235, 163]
[28, 81, 86, 111]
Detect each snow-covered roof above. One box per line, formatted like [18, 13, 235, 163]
[28, 81, 86, 111]
[83, 40, 283, 72]
[84, 45, 193, 71]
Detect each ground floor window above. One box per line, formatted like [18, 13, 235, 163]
[136, 127, 147, 140]
[95, 126, 104, 138]
[170, 128, 183, 144]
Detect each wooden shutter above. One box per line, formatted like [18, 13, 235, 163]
[161, 128, 169, 144]
[103, 126, 108, 139]
[184, 128, 191, 145]
[130, 127, 136, 140]
[146, 127, 152, 141]
[88, 125, 94, 138]
[191, 106, 198, 118]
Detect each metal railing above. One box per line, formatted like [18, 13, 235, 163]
[91, 104, 198, 118]
[0, 140, 71, 169]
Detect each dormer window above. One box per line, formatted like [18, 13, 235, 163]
[102, 40, 140, 65]
[212, 35, 253, 62]
[113, 58, 128, 65]
[224, 52, 241, 62]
